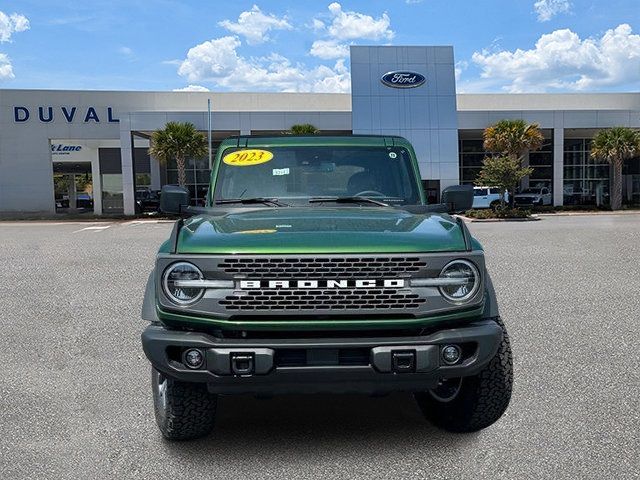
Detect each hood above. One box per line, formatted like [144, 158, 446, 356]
[175, 207, 468, 254]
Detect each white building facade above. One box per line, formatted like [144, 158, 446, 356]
[1, 45, 639, 215]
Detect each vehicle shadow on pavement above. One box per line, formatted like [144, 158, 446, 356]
[161, 393, 478, 458]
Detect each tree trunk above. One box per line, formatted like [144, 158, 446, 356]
[610, 158, 623, 210]
[509, 153, 518, 208]
[176, 157, 187, 187]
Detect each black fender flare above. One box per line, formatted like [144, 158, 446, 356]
[141, 269, 159, 322]
[482, 270, 500, 319]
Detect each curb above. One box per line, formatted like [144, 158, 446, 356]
[470, 217, 540, 223]
[535, 211, 640, 217]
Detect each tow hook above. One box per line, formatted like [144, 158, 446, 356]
[371, 345, 439, 373]
[391, 351, 416, 373]
[230, 353, 255, 376]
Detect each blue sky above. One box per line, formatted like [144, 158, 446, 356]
[0, 0, 638, 92]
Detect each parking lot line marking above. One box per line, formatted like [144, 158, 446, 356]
[72, 225, 112, 233]
[122, 219, 173, 226]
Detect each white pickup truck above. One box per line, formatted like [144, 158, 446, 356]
[472, 186, 508, 209]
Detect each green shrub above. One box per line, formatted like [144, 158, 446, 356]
[465, 207, 531, 219]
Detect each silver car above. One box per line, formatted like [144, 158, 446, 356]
[514, 187, 552, 206]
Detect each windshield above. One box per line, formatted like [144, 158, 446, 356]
[520, 188, 540, 194]
[212, 145, 422, 205]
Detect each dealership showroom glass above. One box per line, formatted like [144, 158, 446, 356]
[0, 45, 638, 216]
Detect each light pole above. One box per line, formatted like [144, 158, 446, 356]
[207, 98, 212, 168]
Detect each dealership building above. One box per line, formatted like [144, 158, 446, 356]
[1, 45, 639, 215]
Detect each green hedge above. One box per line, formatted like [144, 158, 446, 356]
[465, 208, 531, 219]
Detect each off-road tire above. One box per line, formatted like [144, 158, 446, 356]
[152, 368, 217, 440]
[414, 318, 513, 432]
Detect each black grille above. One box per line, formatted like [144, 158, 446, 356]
[219, 288, 426, 311]
[218, 257, 427, 279]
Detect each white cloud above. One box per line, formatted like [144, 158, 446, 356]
[173, 85, 210, 92]
[454, 60, 468, 82]
[324, 2, 393, 41]
[219, 5, 291, 45]
[178, 36, 242, 81]
[177, 35, 350, 93]
[533, 0, 571, 22]
[0, 11, 28, 81]
[309, 40, 350, 60]
[471, 24, 640, 92]
[0, 11, 29, 42]
[118, 46, 136, 60]
[178, 3, 396, 92]
[310, 19, 325, 32]
[0, 52, 14, 80]
[308, 3, 394, 60]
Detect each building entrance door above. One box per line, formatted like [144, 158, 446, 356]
[52, 162, 94, 213]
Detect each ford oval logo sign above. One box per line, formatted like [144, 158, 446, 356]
[380, 71, 426, 89]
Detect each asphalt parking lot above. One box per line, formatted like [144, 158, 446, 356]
[1, 214, 638, 479]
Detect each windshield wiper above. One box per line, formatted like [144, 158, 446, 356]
[215, 197, 289, 207]
[308, 196, 389, 207]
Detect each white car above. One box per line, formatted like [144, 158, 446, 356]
[472, 186, 508, 209]
[514, 187, 552, 206]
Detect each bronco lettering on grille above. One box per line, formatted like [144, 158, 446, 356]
[239, 279, 406, 289]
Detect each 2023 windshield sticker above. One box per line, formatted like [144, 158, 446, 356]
[223, 149, 273, 166]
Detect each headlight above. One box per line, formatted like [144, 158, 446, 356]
[438, 259, 480, 303]
[162, 262, 205, 305]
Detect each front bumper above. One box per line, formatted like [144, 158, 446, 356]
[141, 319, 502, 395]
[514, 197, 537, 205]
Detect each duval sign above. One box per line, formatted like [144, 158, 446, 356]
[13, 105, 119, 123]
[380, 71, 426, 89]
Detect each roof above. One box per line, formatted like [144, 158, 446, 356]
[220, 134, 412, 148]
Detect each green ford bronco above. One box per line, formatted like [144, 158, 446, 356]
[141, 135, 512, 440]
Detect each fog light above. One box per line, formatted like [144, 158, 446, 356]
[442, 345, 461, 365]
[184, 348, 204, 369]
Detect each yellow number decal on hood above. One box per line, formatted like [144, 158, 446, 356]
[223, 149, 273, 166]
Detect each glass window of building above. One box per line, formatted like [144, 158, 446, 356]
[165, 155, 210, 206]
[459, 135, 491, 185]
[459, 130, 553, 191]
[563, 138, 610, 206]
[528, 136, 554, 189]
[99, 148, 124, 214]
[161, 130, 239, 206]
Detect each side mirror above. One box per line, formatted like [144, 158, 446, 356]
[441, 184, 473, 214]
[159, 185, 190, 214]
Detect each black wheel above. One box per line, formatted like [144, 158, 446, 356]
[489, 200, 501, 211]
[414, 318, 513, 432]
[151, 368, 217, 440]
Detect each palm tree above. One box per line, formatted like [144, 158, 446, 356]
[483, 119, 545, 206]
[149, 122, 208, 187]
[590, 127, 640, 210]
[483, 119, 545, 160]
[287, 123, 319, 135]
